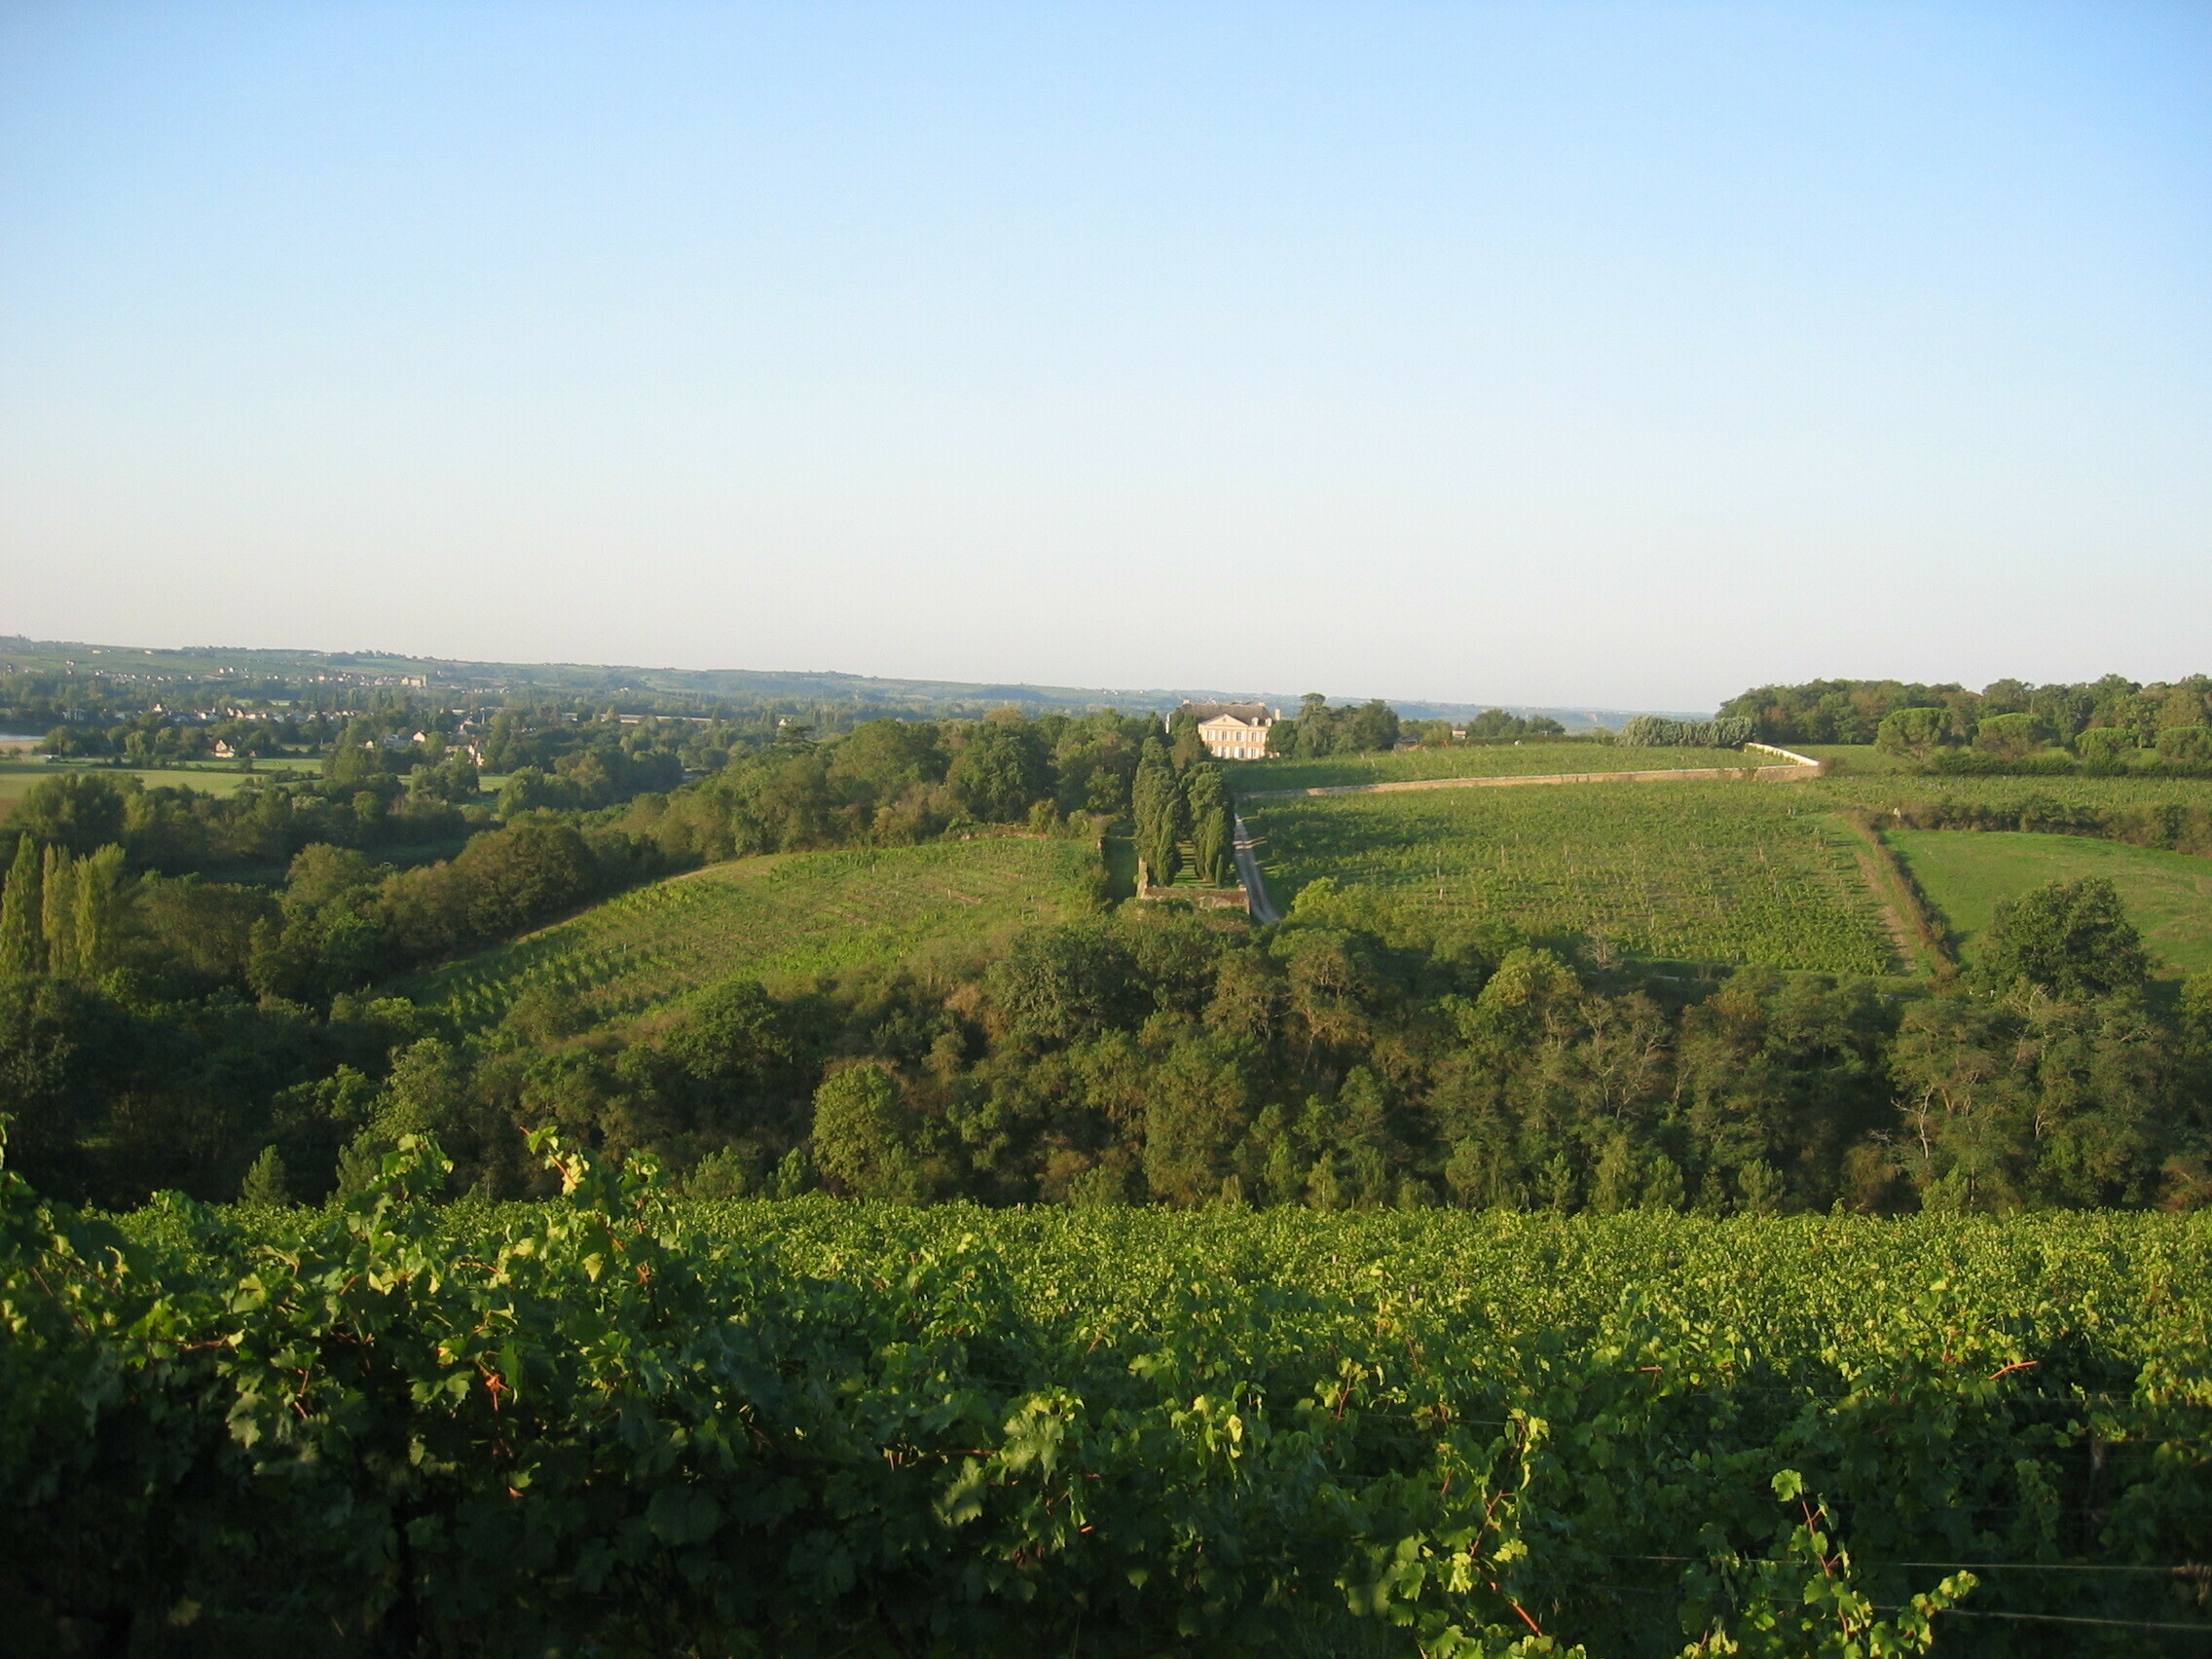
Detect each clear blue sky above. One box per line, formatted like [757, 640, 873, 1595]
[3, 2, 2206, 711]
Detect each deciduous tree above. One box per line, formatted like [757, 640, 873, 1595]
[1982, 876, 2149, 1000]
[810, 1062, 923, 1200]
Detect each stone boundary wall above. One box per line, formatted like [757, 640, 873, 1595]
[1743, 741, 1828, 774]
[1134, 858, 1251, 910]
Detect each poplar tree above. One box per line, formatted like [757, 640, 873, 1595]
[0, 834, 43, 976]
[41, 845, 77, 977]
[73, 844, 127, 978]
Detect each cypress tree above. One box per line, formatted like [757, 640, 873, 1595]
[1132, 739, 1182, 888]
[1186, 764, 1234, 886]
[0, 834, 42, 976]
[1168, 766, 1191, 880]
[1131, 765, 1164, 885]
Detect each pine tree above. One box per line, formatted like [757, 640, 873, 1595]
[239, 1145, 291, 1205]
[0, 834, 43, 976]
[41, 845, 77, 977]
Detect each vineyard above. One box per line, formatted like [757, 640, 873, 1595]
[406, 834, 1102, 1028]
[1246, 782, 1899, 973]
[11, 1140, 2206, 1656]
[1235, 744, 1780, 793]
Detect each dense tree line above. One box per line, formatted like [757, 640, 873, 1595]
[603, 708, 1170, 862]
[1617, 715, 1756, 748]
[1263, 693, 1403, 757]
[1878, 791, 2212, 858]
[1265, 698, 1575, 755]
[504, 880, 2212, 1216]
[1721, 673, 2212, 764]
[6, 768, 484, 876]
[16, 844, 2206, 1217]
[1444, 708, 1569, 743]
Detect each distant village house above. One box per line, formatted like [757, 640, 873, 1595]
[1181, 701, 1279, 760]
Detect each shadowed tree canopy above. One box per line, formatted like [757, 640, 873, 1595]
[11, 773, 129, 856]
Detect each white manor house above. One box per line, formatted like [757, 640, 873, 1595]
[1182, 701, 1280, 760]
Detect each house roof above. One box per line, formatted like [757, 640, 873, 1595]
[1181, 701, 1273, 724]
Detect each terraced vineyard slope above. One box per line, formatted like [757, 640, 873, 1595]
[409, 834, 1102, 1028]
[1247, 781, 1896, 973]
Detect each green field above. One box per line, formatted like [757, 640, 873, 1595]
[1247, 781, 1896, 972]
[1890, 829, 2212, 978]
[0, 758, 296, 810]
[409, 833, 1104, 1027]
[1234, 743, 1784, 794]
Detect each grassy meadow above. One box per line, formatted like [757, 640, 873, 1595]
[1890, 828, 2212, 978]
[1246, 781, 1896, 973]
[0, 757, 304, 811]
[1233, 742, 1788, 793]
[407, 833, 1105, 1029]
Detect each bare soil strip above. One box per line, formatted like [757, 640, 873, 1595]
[1838, 812, 1958, 978]
[1843, 837, 1920, 975]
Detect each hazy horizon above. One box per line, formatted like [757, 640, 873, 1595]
[5, 2, 2207, 708]
[0, 622, 2191, 718]
[0, 629, 1721, 720]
